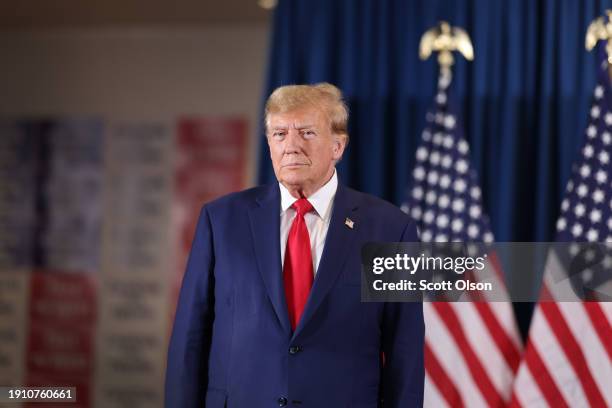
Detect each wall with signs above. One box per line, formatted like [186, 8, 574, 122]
[0, 26, 266, 407]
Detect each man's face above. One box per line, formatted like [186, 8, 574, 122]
[267, 107, 346, 196]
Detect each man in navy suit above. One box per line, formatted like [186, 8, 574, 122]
[165, 83, 424, 407]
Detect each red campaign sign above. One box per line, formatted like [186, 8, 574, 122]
[28, 272, 97, 324]
[26, 271, 97, 408]
[171, 117, 248, 322]
[176, 117, 247, 202]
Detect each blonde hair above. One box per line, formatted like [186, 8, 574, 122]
[265, 82, 349, 143]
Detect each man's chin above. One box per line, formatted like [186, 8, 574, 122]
[280, 166, 307, 178]
[280, 175, 305, 185]
[279, 172, 309, 186]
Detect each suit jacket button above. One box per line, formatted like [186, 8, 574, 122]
[278, 396, 288, 406]
[289, 346, 302, 355]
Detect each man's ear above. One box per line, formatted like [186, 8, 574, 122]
[332, 134, 347, 160]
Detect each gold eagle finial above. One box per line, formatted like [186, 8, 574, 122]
[586, 10, 612, 64]
[419, 21, 474, 74]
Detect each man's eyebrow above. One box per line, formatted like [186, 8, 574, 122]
[269, 123, 315, 130]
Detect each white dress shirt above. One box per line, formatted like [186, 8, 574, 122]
[279, 169, 338, 275]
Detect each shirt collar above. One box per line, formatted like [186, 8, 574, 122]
[279, 169, 338, 220]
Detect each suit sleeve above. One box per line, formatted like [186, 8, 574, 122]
[380, 220, 425, 407]
[165, 205, 215, 408]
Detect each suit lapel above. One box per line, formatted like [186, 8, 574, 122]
[292, 183, 360, 339]
[248, 183, 292, 335]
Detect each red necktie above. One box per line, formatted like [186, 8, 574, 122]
[283, 198, 314, 330]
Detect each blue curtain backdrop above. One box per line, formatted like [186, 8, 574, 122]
[257, 0, 612, 334]
[258, 0, 612, 243]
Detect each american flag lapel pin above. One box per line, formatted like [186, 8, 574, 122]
[345, 217, 354, 229]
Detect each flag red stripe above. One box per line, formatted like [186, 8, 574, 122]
[432, 303, 504, 407]
[463, 253, 521, 374]
[425, 341, 464, 408]
[508, 390, 522, 408]
[582, 302, 612, 360]
[540, 303, 607, 407]
[487, 251, 507, 289]
[521, 338, 570, 407]
[473, 302, 521, 373]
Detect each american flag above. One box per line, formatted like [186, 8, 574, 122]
[402, 72, 522, 407]
[510, 56, 612, 408]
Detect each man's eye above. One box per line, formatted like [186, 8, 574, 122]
[303, 130, 315, 138]
[273, 132, 286, 139]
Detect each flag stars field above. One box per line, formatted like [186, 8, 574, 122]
[455, 159, 468, 173]
[561, 198, 570, 210]
[587, 125, 597, 138]
[452, 198, 465, 212]
[454, 179, 467, 192]
[586, 229, 599, 241]
[441, 155, 453, 168]
[413, 166, 425, 180]
[439, 174, 451, 188]
[430, 151, 441, 165]
[443, 115, 456, 129]
[469, 205, 481, 218]
[590, 209, 602, 223]
[595, 169, 607, 183]
[557, 217, 566, 231]
[427, 171, 439, 185]
[443, 135, 454, 148]
[580, 164, 591, 177]
[438, 194, 450, 208]
[595, 85, 604, 99]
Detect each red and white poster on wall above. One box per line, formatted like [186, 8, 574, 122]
[26, 272, 97, 408]
[171, 117, 249, 313]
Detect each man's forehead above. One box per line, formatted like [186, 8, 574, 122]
[268, 108, 326, 128]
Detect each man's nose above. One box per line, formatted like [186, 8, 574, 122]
[283, 129, 302, 153]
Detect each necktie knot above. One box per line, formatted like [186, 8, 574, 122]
[292, 198, 313, 216]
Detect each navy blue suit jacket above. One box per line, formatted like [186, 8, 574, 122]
[165, 181, 424, 408]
